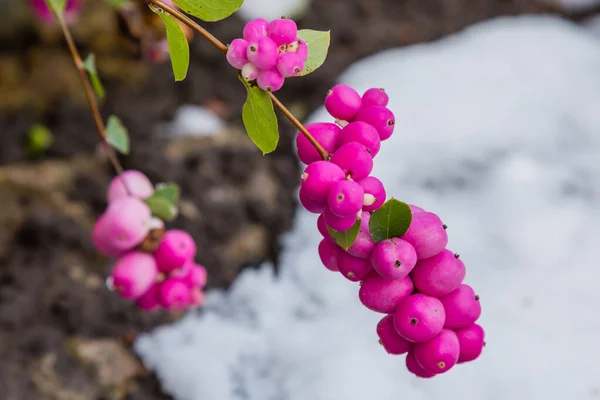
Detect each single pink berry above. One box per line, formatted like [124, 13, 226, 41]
[110, 251, 158, 300]
[28, 0, 81, 24]
[226, 38, 249, 70]
[100, 197, 152, 252]
[337, 121, 381, 157]
[256, 68, 285, 92]
[189, 287, 205, 308]
[323, 207, 357, 232]
[154, 230, 197, 273]
[402, 212, 448, 260]
[440, 284, 481, 329]
[318, 239, 343, 272]
[456, 324, 485, 363]
[268, 18, 298, 46]
[359, 273, 414, 314]
[338, 251, 373, 282]
[136, 283, 161, 311]
[317, 214, 335, 244]
[393, 294, 446, 343]
[377, 314, 412, 355]
[299, 188, 326, 213]
[107, 170, 154, 202]
[158, 278, 191, 311]
[354, 105, 395, 141]
[362, 88, 389, 107]
[370, 238, 417, 280]
[247, 36, 279, 69]
[409, 204, 426, 214]
[406, 351, 436, 378]
[327, 179, 364, 218]
[300, 161, 345, 203]
[357, 176, 386, 212]
[330, 142, 373, 181]
[324, 84, 363, 121]
[243, 18, 269, 41]
[241, 63, 259, 81]
[286, 39, 308, 60]
[184, 263, 208, 288]
[277, 51, 304, 77]
[92, 213, 124, 257]
[412, 249, 465, 297]
[347, 211, 375, 259]
[413, 329, 460, 374]
[296, 122, 341, 165]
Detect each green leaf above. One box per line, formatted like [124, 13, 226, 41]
[44, 0, 67, 15]
[154, 182, 180, 205]
[327, 219, 361, 250]
[369, 199, 413, 243]
[82, 54, 105, 99]
[238, 76, 279, 154]
[296, 29, 330, 77]
[151, 6, 190, 81]
[106, 0, 129, 8]
[105, 115, 130, 155]
[172, 0, 243, 22]
[145, 195, 178, 221]
[27, 123, 53, 155]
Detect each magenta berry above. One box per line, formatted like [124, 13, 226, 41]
[92, 213, 123, 257]
[189, 287, 205, 307]
[110, 251, 158, 300]
[370, 238, 417, 280]
[362, 88, 389, 108]
[247, 36, 279, 69]
[268, 18, 298, 46]
[295, 122, 340, 165]
[402, 212, 448, 260]
[440, 284, 482, 329]
[277, 51, 304, 77]
[409, 204, 425, 214]
[359, 273, 414, 314]
[456, 324, 485, 363]
[327, 179, 364, 218]
[107, 170, 154, 202]
[256, 68, 285, 92]
[135, 283, 161, 311]
[184, 263, 208, 289]
[317, 214, 335, 243]
[299, 188, 326, 213]
[324, 84, 363, 121]
[323, 207, 357, 232]
[300, 161, 345, 203]
[393, 294, 446, 343]
[154, 229, 197, 273]
[337, 121, 381, 157]
[226, 38, 249, 70]
[330, 142, 373, 180]
[318, 239, 342, 272]
[357, 176, 386, 212]
[411, 249, 466, 297]
[338, 251, 373, 282]
[288, 39, 308, 59]
[347, 211, 375, 259]
[377, 315, 412, 355]
[243, 18, 269, 41]
[158, 278, 191, 311]
[354, 105, 396, 141]
[241, 63, 258, 81]
[101, 197, 152, 251]
[413, 329, 460, 374]
[406, 351, 436, 378]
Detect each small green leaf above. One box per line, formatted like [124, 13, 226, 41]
[296, 29, 330, 77]
[27, 123, 53, 156]
[82, 54, 105, 99]
[44, 0, 67, 15]
[154, 182, 180, 205]
[369, 199, 413, 243]
[327, 219, 361, 250]
[238, 76, 279, 154]
[172, 0, 243, 22]
[151, 6, 190, 81]
[145, 195, 178, 221]
[105, 115, 130, 155]
[106, 0, 129, 8]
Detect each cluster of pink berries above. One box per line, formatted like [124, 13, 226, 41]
[91, 170, 207, 312]
[226, 17, 307, 92]
[297, 84, 485, 378]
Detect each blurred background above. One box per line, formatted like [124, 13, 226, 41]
[2, 0, 600, 399]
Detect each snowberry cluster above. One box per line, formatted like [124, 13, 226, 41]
[298, 84, 485, 377]
[92, 170, 207, 312]
[226, 17, 307, 92]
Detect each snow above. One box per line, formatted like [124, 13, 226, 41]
[159, 105, 225, 138]
[135, 15, 600, 400]
[237, 0, 309, 21]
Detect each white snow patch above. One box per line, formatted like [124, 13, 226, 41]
[161, 104, 225, 138]
[237, 0, 309, 21]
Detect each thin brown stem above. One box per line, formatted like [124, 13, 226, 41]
[147, 0, 330, 160]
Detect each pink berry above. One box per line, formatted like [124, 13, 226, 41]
[347, 211, 375, 259]
[317, 214, 335, 243]
[413, 329, 460, 374]
[393, 294, 446, 343]
[296, 122, 341, 165]
[324, 84, 363, 121]
[412, 249, 465, 297]
[268, 18, 298, 46]
[406, 351, 436, 378]
[318, 239, 343, 272]
[456, 324, 485, 363]
[323, 207, 357, 232]
[359, 273, 414, 314]
[136, 283, 161, 311]
[300, 161, 345, 203]
[370, 238, 417, 280]
[92, 213, 124, 257]
[189, 287, 205, 308]
[247, 36, 278, 69]
[362, 88, 389, 107]
[226, 38, 249, 70]
[338, 252, 373, 282]
[241, 63, 258, 81]
[107, 170, 154, 202]
[100, 197, 152, 252]
[327, 179, 364, 218]
[337, 121, 381, 157]
[299, 188, 326, 213]
[354, 105, 395, 141]
[256, 68, 285, 92]
[330, 142, 373, 181]
[154, 229, 197, 273]
[402, 212, 448, 260]
[286, 39, 308, 60]
[377, 314, 412, 355]
[357, 176, 386, 212]
[440, 284, 481, 329]
[409, 204, 425, 214]
[277, 51, 304, 77]
[184, 263, 208, 288]
[243, 18, 268, 41]
[158, 278, 191, 311]
[110, 251, 158, 300]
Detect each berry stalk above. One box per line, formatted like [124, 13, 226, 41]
[146, 0, 330, 161]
